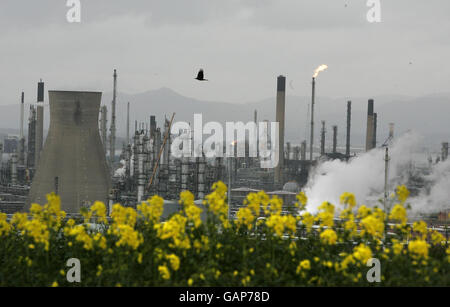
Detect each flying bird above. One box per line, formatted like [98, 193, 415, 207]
[195, 69, 208, 81]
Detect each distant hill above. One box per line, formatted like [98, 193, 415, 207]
[1, 88, 450, 151]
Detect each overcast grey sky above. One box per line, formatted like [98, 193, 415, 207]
[0, 0, 449, 105]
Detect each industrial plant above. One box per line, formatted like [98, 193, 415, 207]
[0, 69, 449, 225]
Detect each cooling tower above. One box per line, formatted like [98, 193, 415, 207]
[27, 91, 111, 213]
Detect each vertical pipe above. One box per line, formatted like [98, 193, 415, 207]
[346, 101, 351, 158]
[35, 81, 44, 167]
[332, 125, 338, 154]
[110, 69, 117, 170]
[0, 143, 3, 167]
[310, 77, 315, 161]
[372, 112, 377, 149]
[19, 92, 25, 165]
[27, 105, 36, 168]
[275, 75, 286, 184]
[365, 99, 374, 152]
[11, 152, 18, 185]
[442, 142, 449, 161]
[126, 102, 130, 145]
[320, 121, 326, 156]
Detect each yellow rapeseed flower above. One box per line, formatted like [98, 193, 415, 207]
[408, 240, 429, 259]
[320, 229, 337, 245]
[396, 185, 410, 203]
[158, 265, 171, 280]
[389, 204, 408, 225]
[340, 192, 356, 209]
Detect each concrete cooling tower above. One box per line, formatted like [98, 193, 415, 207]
[27, 91, 111, 213]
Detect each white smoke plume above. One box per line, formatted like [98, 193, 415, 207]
[303, 131, 436, 213]
[409, 158, 450, 215]
[114, 159, 127, 178]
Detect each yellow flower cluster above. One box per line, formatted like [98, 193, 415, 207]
[316, 202, 335, 227]
[155, 214, 191, 249]
[204, 181, 229, 227]
[320, 229, 337, 245]
[265, 213, 296, 237]
[109, 204, 143, 250]
[296, 259, 311, 275]
[10, 193, 67, 251]
[0, 213, 11, 236]
[180, 191, 202, 229]
[137, 195, 164, 224]
[408, 240, 429, 259]
[413, 221, 428, 239]
[295, 191, 308, 210]
[340, 192, 356, 209]
[300, 212, 314, 232]
[396, 185, 410, 203]
[360, 208, 385, 240]
[389, 204, 407, 225]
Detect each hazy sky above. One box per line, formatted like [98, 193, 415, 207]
[0, 0, 449, 105]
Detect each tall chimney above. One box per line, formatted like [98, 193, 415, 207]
[310, 77, 316, 160]
[109, 69, 117, 170]
[19, 92, 25, 165]
[11, 152, 18, 185]
[320, 120, 326, 156]
[346, 101, 351, 158]
[150, 116, 156, 139]
[442, 142, 449, 161]
[27, 105, 36, 168]
[35, 80, 44, 167]
[126, 102, 130, 145]
[372, 112, 377, 149]
[332, 125, 338, 154]
[365, 99, 374, 151]
[274, 75, 286, 184]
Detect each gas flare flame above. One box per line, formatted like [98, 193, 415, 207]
[313, 64, 328, 78]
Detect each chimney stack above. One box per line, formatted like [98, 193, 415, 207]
[332, 125, 338, 154]
[126, 102, 130, 145]
[372, 112, 377, 149]
[19, 92, 25, 165]
[35, 80, 44, 167]
[274, 75, 286, 184]
[365, 99, 375, 151]
[346, 101, 351, 158]
[320, 121, 326, 156]
[442, 142, 449, 161]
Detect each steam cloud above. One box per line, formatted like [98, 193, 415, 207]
[303, 131, 449, 216]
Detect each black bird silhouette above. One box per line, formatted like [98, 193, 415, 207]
[195, 69, 208, 81]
